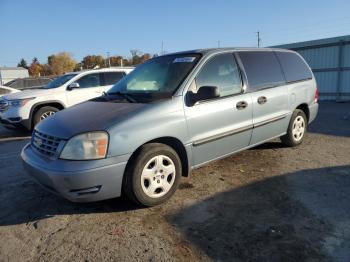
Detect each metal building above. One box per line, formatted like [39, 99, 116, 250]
[0, 67, 29, 85]
[273, 35, 350, 101]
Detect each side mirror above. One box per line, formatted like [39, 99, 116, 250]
[67, 82, 80, 90]
[188, 86, 220, 105]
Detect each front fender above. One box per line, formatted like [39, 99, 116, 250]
[106, 98, 189, 157]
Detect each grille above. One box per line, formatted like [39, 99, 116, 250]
[31, 130, 63, 157]
[0, 100, 8, 112]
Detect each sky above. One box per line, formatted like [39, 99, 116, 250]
[1, 0, 350, 66]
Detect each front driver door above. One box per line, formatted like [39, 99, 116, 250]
[184, 53, 253, 167]
[67, 73, 105, 106]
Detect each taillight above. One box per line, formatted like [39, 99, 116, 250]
[314, 86, 318, 103]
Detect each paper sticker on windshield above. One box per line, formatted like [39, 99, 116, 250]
[173, 57, 196, 63]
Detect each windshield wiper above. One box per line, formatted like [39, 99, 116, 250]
[107, 91, 137, 103]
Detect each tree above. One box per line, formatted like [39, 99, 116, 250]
[140, 53, 151, 64]
[129, 50, 152, 65]
[109, 56, 125, 67]
[74, 63, 83, 72]
[28, 57, 41, 76]
[17, 58, 28, 69]
[48, 52, 77, 75]
[40, 64, 53, 76]
[130, 49, 142, 65]
[81, 55, 105, 69]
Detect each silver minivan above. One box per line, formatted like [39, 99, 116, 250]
[22, 48, 318, 206]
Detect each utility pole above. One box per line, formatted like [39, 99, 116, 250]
[161, 41, 164, 55]
[256, 31, 261, 48]
[107, 51, 111, 67]
[218, 40, 221, 48]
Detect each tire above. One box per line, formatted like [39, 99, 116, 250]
[281, 109, 307, 147]
[123, 143, 182, 206]
[33, 106, 59, 127]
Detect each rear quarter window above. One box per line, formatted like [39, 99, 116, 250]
[238, 51, 285, 92]
[275, 51, 313, 83]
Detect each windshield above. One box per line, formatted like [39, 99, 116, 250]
[108, 54, 201, 97]
[44, 74, 77, 89]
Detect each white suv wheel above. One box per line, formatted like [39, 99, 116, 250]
[40, 111, 56, 120]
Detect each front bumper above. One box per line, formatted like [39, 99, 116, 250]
[0, 106, 31, 130]
[21, 143, 130, 202]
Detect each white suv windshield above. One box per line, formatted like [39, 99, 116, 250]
[44, 74, 77, 89]
[108, 54, 201, 96]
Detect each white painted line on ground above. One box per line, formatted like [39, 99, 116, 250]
[0, 136, 31, 142]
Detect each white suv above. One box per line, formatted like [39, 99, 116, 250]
[0, 67, 133, 130]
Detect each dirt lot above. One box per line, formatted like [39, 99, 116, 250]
[0, 102, 349, 262]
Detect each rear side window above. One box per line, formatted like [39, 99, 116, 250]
[275, 51, 313, 83]
[196, 53, 242, 97]
[238, 51, 285, 91]
[103, 72, 125, 85]
[76, 73, 101, 88]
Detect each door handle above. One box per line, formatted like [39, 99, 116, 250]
[257, 96, 267, 104]
[236, 101, 248, 110]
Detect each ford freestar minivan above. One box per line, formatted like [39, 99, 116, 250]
[22, 48, 318, 206]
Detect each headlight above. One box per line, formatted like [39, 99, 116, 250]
[60, 132, 109, 160]
[9, 97, 35, 107]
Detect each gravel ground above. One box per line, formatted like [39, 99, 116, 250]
[0, 102, 349, 262]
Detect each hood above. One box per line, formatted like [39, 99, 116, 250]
[35, 100, 148, 139]
[3, 88, 56, 100]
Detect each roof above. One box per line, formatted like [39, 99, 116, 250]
[65, 67, 135, 75]
[271, 34, 350, 49]
[0, 67, 28, 71]
[166, 47, 292, 56]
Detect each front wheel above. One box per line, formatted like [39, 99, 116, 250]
[123, 143, 181, 206]
[33, 106, 59, 127]
[281, 109, 307, 147]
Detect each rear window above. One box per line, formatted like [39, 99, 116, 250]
[103, 72, 125, 85]
[275, 51, 313, 83]
[238, 51, 285, 91]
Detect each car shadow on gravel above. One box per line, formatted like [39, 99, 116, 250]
[0, 126, 31, 141]
[167, 165, 350, 261]
[0, 188, 141, 226]
[251, 141, 288, 150]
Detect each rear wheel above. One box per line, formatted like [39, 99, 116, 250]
[281, 109, 307, 147]
[123, 143, 181, 206]
[33, 106, 59, 127]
